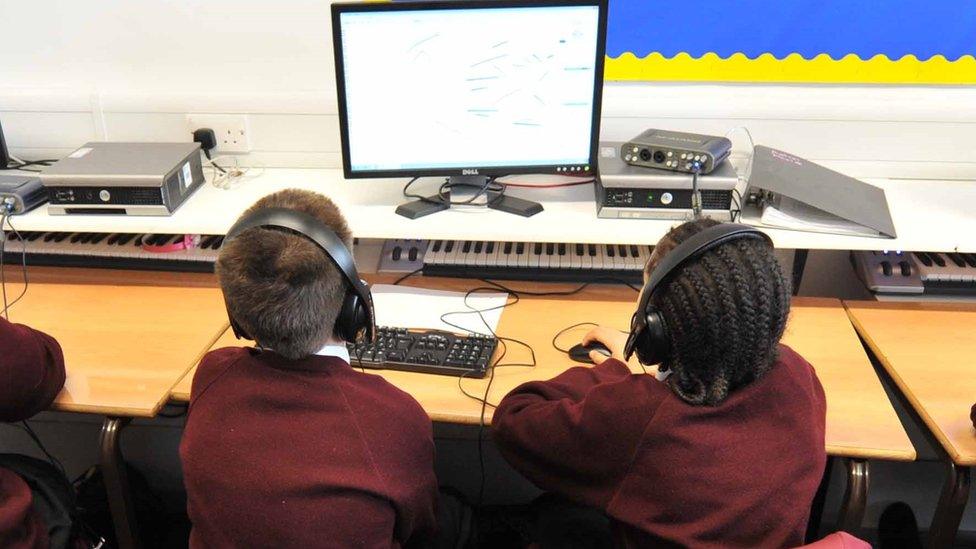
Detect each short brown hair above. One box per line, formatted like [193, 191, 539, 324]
[216, 189, 353, 359]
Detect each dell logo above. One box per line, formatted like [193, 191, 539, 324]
[462, 169, 480, 175]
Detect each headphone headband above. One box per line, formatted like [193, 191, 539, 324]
[223, 206, 375, 343]
[625, 223, 771, 363]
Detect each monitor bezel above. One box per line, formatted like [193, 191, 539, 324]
[331, 0, 608, 180]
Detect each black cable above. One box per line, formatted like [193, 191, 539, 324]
[402, 176, 506, 207]
[0, 212, 8, 320]
[479, 277, 641, 295]
[392, 268, 423, 286]
[203, 149, 227, 174]
[19, 421, 66, 478]
[551, 321, 599, 353]
[731, 188, 743, 223]
[1, 214, 29, 317]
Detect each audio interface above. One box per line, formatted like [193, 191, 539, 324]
[621, 129, 731, 175]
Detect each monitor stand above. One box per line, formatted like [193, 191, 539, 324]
[395, 175, 543, 220]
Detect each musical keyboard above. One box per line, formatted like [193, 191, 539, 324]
[851, 250, 976, 297]
[1, 231, 222, 272]
[419, 239, 650, 284]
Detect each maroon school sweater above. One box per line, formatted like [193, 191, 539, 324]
[0, 317, 66, 549]
[492, 344, 826, 549]
[180, 347, 438, 548]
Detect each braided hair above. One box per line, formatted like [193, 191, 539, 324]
[645, 218, 791, 406]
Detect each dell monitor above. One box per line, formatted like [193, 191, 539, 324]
[332, 0, 608, 218]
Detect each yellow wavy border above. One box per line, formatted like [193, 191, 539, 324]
[606, 52, 976, 84]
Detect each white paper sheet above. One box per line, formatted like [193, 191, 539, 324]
[370, 284, 508, 336]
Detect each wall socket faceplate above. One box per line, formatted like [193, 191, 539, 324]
[186, 114, 251, 154]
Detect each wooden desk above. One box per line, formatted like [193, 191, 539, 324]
[846, 301, 976, 548]
[12, 281, 227, 417]
[173, 281, 911, 533]
[14, 269, 228, 549]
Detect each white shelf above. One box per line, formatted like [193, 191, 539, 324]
[12, 168, 976, 252]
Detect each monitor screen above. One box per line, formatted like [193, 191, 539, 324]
[332, 0, 607, 178]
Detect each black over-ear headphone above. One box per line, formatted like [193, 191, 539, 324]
[623, 223, 771, 367]
[222, 207, 376, 344]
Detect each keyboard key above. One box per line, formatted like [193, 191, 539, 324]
[44, 233, 58, 242]
[606, 244, 615, 258]
[914, 252, 933, 267]
[462, 241, 472, 253]
[618, 245, 627, 258]
[963, 253, 976, 268]
[445, 241, 455, 253]
[89, 233, 108, 244]
[474, 241, 483, 254]
[116, 234, 136, 246]
[546, 243, 554, 255]
[558, 243, 566, 256]
[929, 252, 946, 267]
[486, 241, 495, 254]
[946, 253, 966, 268]
[516, 242, 525, 255]
[588, 244, 596, 257]
[575, 243, 584, 256]
[432, 240, 443, 252]
[503, 242, 513, 254]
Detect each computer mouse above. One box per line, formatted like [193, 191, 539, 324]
[568, 342, 612, 364]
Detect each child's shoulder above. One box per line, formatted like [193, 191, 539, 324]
[190, 346, 250, 399]
[341, 369, 430, 426]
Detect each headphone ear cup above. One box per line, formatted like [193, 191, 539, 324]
[334, 291, 361, 342]
[634, 310, 670, 366]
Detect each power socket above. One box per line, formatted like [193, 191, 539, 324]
[186, 114, 251, 154]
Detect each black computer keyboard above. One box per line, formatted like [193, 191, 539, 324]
[347, 326, 497, 378]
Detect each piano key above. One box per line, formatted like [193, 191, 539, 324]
[444, 240, 455, 253]
[588, 244, 596, 257]
[929, 252, 946, 268]
[485, 241, 495, 255]
[503, 242, 513, 255]
[89, 233, 108, 244]
[558, 243, 566, 257]
[946, 252, 966, 268]
[43, 233, 59, 242]
[914, 252, 933, 267]
[462, 241, 472, 254]
[70, 233, 84, 244]
[432, 240, 443, 253]
[116, 233, 136, 246]
[575, 243, 584, 257]
[963, 253, 976, 268]
[474, 241, 483, 254]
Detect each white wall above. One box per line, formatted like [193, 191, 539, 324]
[2, 0, 975, 180]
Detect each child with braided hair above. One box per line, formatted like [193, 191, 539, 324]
[492, 218, 827, 548]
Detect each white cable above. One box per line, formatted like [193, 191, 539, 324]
[205, 155, 265, 190]
[725, 126, 756, 186]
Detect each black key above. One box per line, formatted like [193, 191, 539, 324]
[630, 245, 639, 257]
[881, 261, 892, 276]
[134, 235, 144, 246]
[575, 243, 584, 256]
[533, 242, 542, 255]
[546, 243, 554, 256]
[70, 233, 84, 243]
[588, 244, 596, 257]
[212, 237, 224, 249]
[7, 232, 19, 241]
[432, 240, 443, 252]
[445, 241, 455, 253]
[558, 243, 566, 256]
[946, 252, 966, 268]
[474, 241, 484, 254]
[462, 241, 472, 254]
[27, 232, 43, 241]
[899, 261, 912, 277]
[929, 252, 946, 267]
[53, 233, 71, 243]
[503, 242, 513, 254]
[606, 244, 615, 258]
[107, 234, 120, 245]
[44, 232, 58, 242]
[963, 253, 976, 268]
[914, 252, 933, 267]
[89, 233, 108, 244]
[486, 241, 495, 254]
[516, 242, 525, 255]
[392, 246, 402, 261]
[82, 233, 98, 244]
[200, 236, 218, 248]
[116, 234, 136, 246]
[618, 245, 627, 258]
[408, 247, 418, 262]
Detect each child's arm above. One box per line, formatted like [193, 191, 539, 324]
[0, 317, 65, 421]
[491, 359, 667, 510]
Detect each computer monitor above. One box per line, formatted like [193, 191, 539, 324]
[331, 0, 608, 217]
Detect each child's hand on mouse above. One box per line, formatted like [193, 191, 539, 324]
[582, 326, 628, 364]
